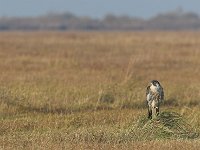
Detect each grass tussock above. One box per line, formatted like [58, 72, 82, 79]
[136, 111, 199, 140]
[65, 111, 199, 144]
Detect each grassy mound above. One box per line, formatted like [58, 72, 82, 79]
[136, 111, 199, 140]
[64, 111, 199, 143]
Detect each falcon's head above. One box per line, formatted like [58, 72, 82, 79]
[151, 80, 160, 86]
[149, 80, 161, 93]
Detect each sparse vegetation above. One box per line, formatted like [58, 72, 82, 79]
[0, 31, 200, 149]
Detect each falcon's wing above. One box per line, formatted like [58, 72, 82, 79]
[146, 85, 151, 102]
[146, 86, 150, 96]
[160, 86, 164, 101]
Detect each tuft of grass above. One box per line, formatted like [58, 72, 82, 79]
[136, 111, 199, 140]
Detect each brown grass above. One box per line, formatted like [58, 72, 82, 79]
[0, 31, 200, 149]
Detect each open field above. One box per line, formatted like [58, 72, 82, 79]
[0, 31, 200, 149]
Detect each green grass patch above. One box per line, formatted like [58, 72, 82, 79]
[136, 111, 199, 140]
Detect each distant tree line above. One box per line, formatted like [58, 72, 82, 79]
[1, 10, 200, 31]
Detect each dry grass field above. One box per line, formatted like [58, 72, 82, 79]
[0, 31, 200, 149]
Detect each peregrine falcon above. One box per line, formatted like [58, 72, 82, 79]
[146, 80, 164, 119]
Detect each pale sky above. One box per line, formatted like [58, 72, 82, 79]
[0, 0, 200, 18]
